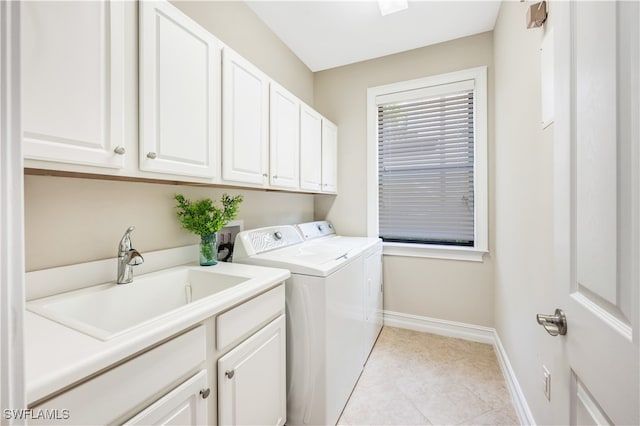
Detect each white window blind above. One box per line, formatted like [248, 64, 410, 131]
[377, 80, 476, 246]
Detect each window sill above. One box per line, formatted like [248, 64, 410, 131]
[382, 242, 487, 262]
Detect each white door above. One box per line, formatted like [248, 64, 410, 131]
[270, 83, 300, 190]
[125, 370, 209, 425]
[321, 119, 338, 193]
[300, 105, 322, 192]
[550, 2, 639, 425]
[1, 0, 27, 413]
[21, 1, 125, 168]
[222, 48, 269, 186]
[218, 315, 286, 426]
[139, 0, 220, 179]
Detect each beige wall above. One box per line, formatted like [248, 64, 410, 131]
[24, 1, 315, 272]
[172, 1, 314, 105]
[493, 2, 554, 424]
[24, 175, 313, 271]
[313, 32, 495, 327]
[384, 256, 495, 326]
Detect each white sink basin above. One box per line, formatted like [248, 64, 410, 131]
[27, 266, 251, 340]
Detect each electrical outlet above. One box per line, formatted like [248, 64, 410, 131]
[543, 366, 551, 401]
[216, 220, 243, 262]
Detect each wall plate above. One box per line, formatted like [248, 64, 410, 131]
[217, 220, 244, 262]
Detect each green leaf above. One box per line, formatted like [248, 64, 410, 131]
[174, 193, 244, 236]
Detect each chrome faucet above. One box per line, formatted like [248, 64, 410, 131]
[117, 226, 144, 284]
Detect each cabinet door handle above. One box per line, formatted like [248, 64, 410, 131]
[200, 388, 210, 399]
[225, 370, 235, 379]
[147, 152, 157, 159]
[113, 146, 126, 155]
[262, 173, 268, 178]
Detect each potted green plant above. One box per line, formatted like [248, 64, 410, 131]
[174, 193, 243, 266]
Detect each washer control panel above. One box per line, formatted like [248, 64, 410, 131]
[234, 225, 303, 258]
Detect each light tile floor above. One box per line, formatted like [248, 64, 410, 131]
[338, 327, 520, 426]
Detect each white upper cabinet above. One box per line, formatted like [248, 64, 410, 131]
[299, 105, 323, 192]
[321, 119, 338, 193]
[22, 1, 337, 193]
[270, 83, 300, 190]
[222, 48, 269, 186]
[22, 1, 126, 168]
[139, 0, 221, 179]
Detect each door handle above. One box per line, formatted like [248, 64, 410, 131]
[536, 308, 567, 336]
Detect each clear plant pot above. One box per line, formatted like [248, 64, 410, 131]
[199, 234, 218, 266]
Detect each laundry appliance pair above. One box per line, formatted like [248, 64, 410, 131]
[233, 221, 383, 426]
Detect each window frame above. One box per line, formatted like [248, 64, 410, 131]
[366, 66, 488, 262]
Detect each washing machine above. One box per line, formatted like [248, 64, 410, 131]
[233, 224, 371, 426]
[295, 221, 384, 360]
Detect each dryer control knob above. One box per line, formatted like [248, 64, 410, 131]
[274, 231, 283, 240]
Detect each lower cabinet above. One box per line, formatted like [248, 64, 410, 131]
[31, 327, 207, 425]
[218, 315, 286, 426]
[125, 370, 209, 425]
[30, 284, 286, 426]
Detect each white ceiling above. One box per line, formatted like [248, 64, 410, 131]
[246, 1, 502, 72]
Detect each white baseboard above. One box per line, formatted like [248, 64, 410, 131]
[382, 310, 536, 426]
[493, 331, 537, 426]
[383, 310, 495, 344]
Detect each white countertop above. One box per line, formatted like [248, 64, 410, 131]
[25, 262, 290, 404]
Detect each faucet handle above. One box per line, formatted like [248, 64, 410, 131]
[127, 249, 144, 266]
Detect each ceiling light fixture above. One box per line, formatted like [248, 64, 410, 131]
[378, 0, 408, 16]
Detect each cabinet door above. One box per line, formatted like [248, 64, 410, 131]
[125, 370, 209, 426]
[321, 119, 338, 193]
[21, 1, 125, 168]
[270, 83, 300, 190]
[299, 105, 323, 192]
[218, 315, 286, 426]
[139, 0, 220, 179]
[222, 49, 269, 186]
